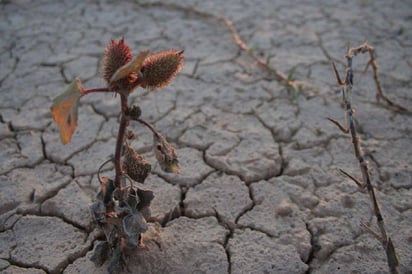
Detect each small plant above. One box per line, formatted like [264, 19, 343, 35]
[279, 66, 303, 101]
[50, 38, 183, 273]
[328, 42, 401, 274]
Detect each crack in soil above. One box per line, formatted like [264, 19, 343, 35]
[234, 181, 255, 225]
[214, 209, 233, 274]
[158, 184, 187, 227]
[60, 232, 99, 274]
[304, 222, 316, 274]
[5, 258, 50, 274]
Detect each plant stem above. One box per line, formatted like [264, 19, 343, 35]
[81, 87, 112, 97]
[330, 44, 400, 273]
[135, 118, 161, 138]
[345, 42, 408, 112]
[114, 93, 129, 192]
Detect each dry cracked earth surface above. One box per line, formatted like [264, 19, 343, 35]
[0, 0, 411, 273]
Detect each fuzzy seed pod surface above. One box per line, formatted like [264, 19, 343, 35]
[141, 50, 184, 89]
[102, 38, 132, 83]
[123, 144, 151, 183]
[102, 38, 139, 93]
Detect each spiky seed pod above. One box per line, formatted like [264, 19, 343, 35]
[102, 38, 132, 83]
[141, 50, 184, 89]
[123, 144, 151, 183]
[102, 38, 138, 93]
[153, 133, 180, 173]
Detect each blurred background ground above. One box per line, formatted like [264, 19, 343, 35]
[0, 0, 411, 273]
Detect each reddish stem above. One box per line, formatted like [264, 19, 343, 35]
[81, 86, 128, 193]
[114, 93, 129, 191]
[81, 87, 112, 97]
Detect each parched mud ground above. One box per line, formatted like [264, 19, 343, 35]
[0, 0, 411, 273]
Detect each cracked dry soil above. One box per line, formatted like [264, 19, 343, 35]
[0, 0, 411, 273]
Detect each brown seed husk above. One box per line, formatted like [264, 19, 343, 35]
[102, 38, 132, 83]
[123, 144, 151, 183]
[141, 50, 184, 90]
[102, 38, 139, 93]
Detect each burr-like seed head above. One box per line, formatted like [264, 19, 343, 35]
[141, 50, 184, 90]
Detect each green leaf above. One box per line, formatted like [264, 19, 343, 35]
[110, 50, 149, 83]
[50, 79, 83, 144]
[287, 66, 297, 81]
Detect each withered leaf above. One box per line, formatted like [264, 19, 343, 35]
[90, 241, 110, 267]
[108, 243, 122, 274]
[90, 200, 106, 224]
[153, 133, 180, 173]
[110, 50, 149, 83]
[387, 237, 399, 270]
[123, 144, 151, 183]
[99, 177, 115, 205]
[122, 213, 148, 249]
[50, 79, 83, 144]
[136, 187, 154, 213]
[105, 217, 122, 225]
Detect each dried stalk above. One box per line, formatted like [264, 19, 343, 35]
[220, 17, 303, 90]
[113, 93, 130, 192]
[346, 42, 408, 112]
[329, 43, 399, 274]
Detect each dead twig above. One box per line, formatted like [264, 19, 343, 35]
[346, 42, 408, 112]
[329, 43, 400, 274]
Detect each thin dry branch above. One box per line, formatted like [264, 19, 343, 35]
[346, 42, 408, 112]
[339, 168, 363, 188]
[220, 16, 304, 90]
[329, 43, 400, 274]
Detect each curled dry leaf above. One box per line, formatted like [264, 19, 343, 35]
[90, 241, 110, 267]
[50, 79, 83, 144]
[99, 177, 116, 205]
[123, 143, 152, 183]
[110, 50, 149, 83]
[153, 133, 180, 173]
[136, 187, 154, 216]
[122, 213, 148, 238]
